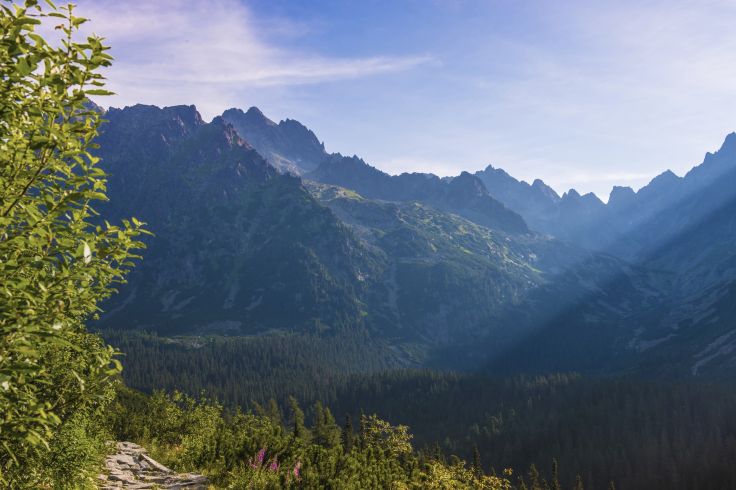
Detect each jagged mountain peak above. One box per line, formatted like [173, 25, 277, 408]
[608, 185, 636, 209]
[481, 164, 512, 177]
[222, 106, 326, 174]
[719, 131, 736, 152]
[244, 106, 277, 125]
[640, 169, 681, 194]
[562, 188, 581, 200]
[449, 171, 489, 197]
[531, 178, 561, 201]
[580, 191, 605, 206]
[107, 104, 204, 132]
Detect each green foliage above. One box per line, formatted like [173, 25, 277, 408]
[0, 0, 144, 485]
[360, 413, 412, 458]
[111, 389, 513, 490]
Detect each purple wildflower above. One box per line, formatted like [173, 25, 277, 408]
[269, 458, 280, 472]
[293, 461, 302, 479]
[249, 448, 267, 469]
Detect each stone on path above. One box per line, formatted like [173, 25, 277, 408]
[98, 442, 209, 489]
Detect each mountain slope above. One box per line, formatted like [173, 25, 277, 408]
[308, 155, 529, 234]
[305, 181, 666, 371]
[94, 104, 543, 349]
[221, 106, 529, 234]
[477, 133, 736, 377]
[92, 103, 736, 379]
[96, 104, 382, 335]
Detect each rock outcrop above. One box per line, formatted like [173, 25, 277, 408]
[98, 442, 208, 489]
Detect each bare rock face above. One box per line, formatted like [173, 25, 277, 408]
[98, 442, 209, 489]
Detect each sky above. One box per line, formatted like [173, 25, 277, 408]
[70, 0, 736, 200]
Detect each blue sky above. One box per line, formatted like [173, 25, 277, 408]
[74, 0, 736, 200]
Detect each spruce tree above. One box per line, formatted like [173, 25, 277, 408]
[529, 464, 542, 490]
[267, 398, 281, 426]
[574, 474, 585, 490]
[552, 458, 562, 490]
[342, 413, 354, 453]
[358, 410, 367, 449]
[472, 444, 482, 477]
[313, 401, 326, 444]
[321, 405, 341, 448]
[288, 396, 306, 440]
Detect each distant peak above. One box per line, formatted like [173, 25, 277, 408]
[166, 104, 202, 123]
[244, 106, 276, 125]
[531, 178, 561, 201]
[563, 188, 581, 199]
[718, 131, 736, 153]
[608, 185, 635, 208]
[611, 184, 634, 192]
[479, 164, 511, 178]
[108, 104, 203, 129]
[246, 106, 264, 117]
[222, 106, 276, 126]
[580, 192, 604, 205]
[651, 169, 680, 183]
[449, 171, 488, 196]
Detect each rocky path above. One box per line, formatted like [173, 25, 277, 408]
[98, 442, 209, 489]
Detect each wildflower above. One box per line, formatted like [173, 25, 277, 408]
[249, 448, 267, 469]
[269, 458, 279, 472]
[293, 461, 302, 479]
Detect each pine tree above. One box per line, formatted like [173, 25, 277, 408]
[358, 410, 367, 449]
[551, 459, 562, 490]
[321, 405, 341, 448]
[431, 441, 444, 462]
[529, 464, 542, 490]
[472, 444, 482, 477]
[288, 396, 306, 440]
[342, 414, 354, 453]
[574, 474, 585, 490]
[267, 398, 281, 426]
[313, 401, 326, 444]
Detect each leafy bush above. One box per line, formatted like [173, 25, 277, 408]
[0, 0, 145, 485]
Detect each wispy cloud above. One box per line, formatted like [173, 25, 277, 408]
[65, 0, 736, 199]
[73, 0, 430, 118]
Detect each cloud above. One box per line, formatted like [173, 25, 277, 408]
[72, 0, 430, 118]
[63, 0, 736, 199]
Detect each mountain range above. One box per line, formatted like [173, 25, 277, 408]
[94, 103, 736, 378]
